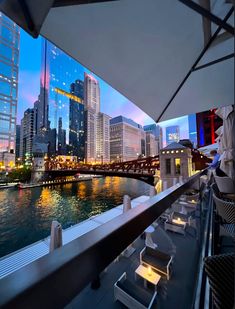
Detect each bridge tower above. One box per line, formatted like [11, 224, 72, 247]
[31, 142, 47, 183]
[159, 142, 192, 189]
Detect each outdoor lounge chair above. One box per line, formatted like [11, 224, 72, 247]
[214, 175, 235, 194]
[114, 272, 157, 309]
[140, 246, 173, 280]
[212, 188, 235, 239]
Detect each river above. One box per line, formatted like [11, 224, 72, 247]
[0, 177, 151, 258]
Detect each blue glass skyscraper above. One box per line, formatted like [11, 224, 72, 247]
[69, 80, 85, 159]
[39, 39, 86, 157]
[0, 13, 19, 157]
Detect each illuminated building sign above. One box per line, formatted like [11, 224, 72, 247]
[54, 87, 83, 104]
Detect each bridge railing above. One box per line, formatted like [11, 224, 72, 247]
[0, 170, 206, 308]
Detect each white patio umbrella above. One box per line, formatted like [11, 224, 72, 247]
[215, 105, 235, 179]
[0, 0, 234, 123]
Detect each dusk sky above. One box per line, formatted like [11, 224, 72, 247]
[18, 29, 155, 126]
[17, 28, 191, 143]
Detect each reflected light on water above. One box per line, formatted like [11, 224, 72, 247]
[0, 177, 151, 258]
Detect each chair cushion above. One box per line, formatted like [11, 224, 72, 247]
[116, 278, 153, 307]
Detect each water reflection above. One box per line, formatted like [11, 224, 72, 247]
[0, 177, 150, 258]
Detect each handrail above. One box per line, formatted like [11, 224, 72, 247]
[0, 170, 206, 309]
[193, 182, 214, 309]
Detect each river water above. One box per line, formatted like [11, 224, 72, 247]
[0, 177, 150, 258]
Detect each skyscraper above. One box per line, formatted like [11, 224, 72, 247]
[33, 95, 44, 136]
[145, 131, 158, 157]
[58, 117, 66, 155]
[110, 116, 142, 162]
[15, 124, 21, 160]
[20, 108, 34, 163]
[84, 73, 101, 163]
[96, 112, 110, 163]
[188, 114, 197, 147]
[69, 80, 85, 160]
[196, 109, 222, 147]
[84, 73, 100, 113]
[39, 39, 85, 157]
[144, 123, 161, 154]
[0, 13, 19, 163]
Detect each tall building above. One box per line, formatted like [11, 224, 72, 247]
[20, 108, 34, 163]
[33, 95, 44, 136]
[96, 112, 110, 163]
[166, 125, 180, 145]
[69, 80, 85, 160]
[144, 123, 161, 154]
[140, 129, 146, 157]
[84, 109, 97, 163]
[110, 116, 142, 162]
[84, 73, 101, 163]
[58, 117, 66, 155]
[143, 124, 160, 138]
[188, 114, 197, 147]
[39, 39, 85, 157]
[0, 13, 20, 162]
[15, 124, 21, 160]
[145, 131, 158, 157]
[196, 109, 223, 147]
[84, 73, 100, 113]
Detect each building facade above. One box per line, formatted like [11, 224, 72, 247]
[188, 114, 197, 147]
[20, 108, 34, 163]
[144, 123, 161, 153]
[84, 73, 103, 163]
[196, 109, 223, 147]
[69, 80, 84, 160]
[38, 39, 86, 158]
[145, 131, 158, 157]
[159, 142, 193, 188]
[110, 116, 142, 162]
[15, 124, 21, 160]
[96, 112, 110, 163]
[0, 13, 20, 163]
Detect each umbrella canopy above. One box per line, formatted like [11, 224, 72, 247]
[0, 0, 234, 122]
[215, 105, 234, 179]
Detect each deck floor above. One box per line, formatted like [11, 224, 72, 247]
[66, 218, 202, 309]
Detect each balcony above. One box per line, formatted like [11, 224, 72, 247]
[0, 169, 233, 308]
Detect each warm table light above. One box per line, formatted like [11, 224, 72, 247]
[148, 266, 152, 276]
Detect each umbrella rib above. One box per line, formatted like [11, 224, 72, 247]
[178, 0, 234, 35]
[193, 53, 235, 72]
[156, 7, 234, 123]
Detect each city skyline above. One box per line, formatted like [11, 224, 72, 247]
[18, 29, 155, 126]
[18, 28, 197, 144]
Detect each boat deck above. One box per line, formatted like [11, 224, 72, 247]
[0, 195, 150, 279]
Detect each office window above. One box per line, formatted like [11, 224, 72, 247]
[175, 158, 181, 175]
[165, 158, 171, 174]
